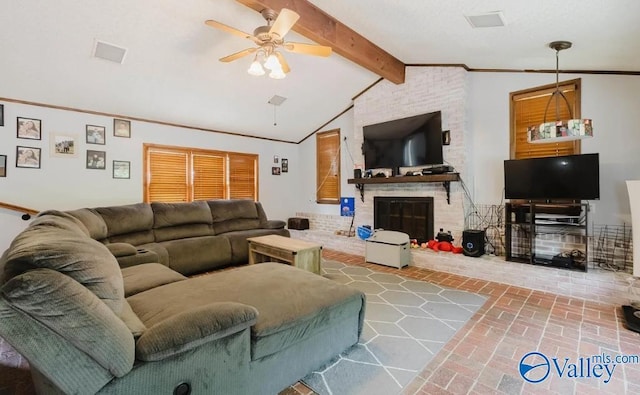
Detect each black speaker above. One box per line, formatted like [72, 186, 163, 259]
[462, 230, 485, 257]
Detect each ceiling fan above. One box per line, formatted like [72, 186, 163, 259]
[205, 8, 332, 79]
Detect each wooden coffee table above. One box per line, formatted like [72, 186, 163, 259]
[247, 235, 322, 274]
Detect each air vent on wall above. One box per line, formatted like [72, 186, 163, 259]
[93, 40, 127, 64]
[465, 11, 506, 28]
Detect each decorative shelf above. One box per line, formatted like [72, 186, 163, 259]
[347, 173, 460, 203]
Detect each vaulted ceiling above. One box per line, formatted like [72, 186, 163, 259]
[1, 0, 638, 143]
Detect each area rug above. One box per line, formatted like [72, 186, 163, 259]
[301, 260, 487, 395]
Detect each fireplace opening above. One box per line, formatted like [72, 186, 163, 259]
[373, 196, 434, 243]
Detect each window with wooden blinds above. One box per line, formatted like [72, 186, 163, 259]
[192, 153, 225, 201]
[229, 153, 257, 200]
[144, 144, 258, 203]
[316, 129, 340, 204]
[510, 78, 581, 159]
[146, 149, 188, 202]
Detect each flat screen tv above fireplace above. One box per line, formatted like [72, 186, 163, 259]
[363, 111, 444, 172]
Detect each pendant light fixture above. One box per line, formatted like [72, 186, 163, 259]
[528, 41, 593, 143]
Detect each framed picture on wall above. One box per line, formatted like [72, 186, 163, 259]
[86, 150, 106, 169]
[113, 119, 131, 138]
[17, 117, 41, 140]
[113, 160, 130, 179]
[281, 158, 288, 173]
[50, 133, 77, 158]
[86, 125, 106, 145]
[0, 155, 6, 177]
[272, 166, 281, 175]
[16, 146, 41, 169]
[0, 104, 4, 126]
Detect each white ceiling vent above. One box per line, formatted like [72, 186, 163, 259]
[465, 11, 506, 28]
[93, 40, 127, 64]
[268, 95, 287, 106]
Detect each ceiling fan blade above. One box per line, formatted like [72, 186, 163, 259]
[284, 42, 332, 57]
[219, 47, 256, 62]
[275, 52, 291, 73]
[269, 8, 300, 39]
[205, 20, 254, 40]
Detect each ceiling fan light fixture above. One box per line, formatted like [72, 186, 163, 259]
[247, 58, 265, 76]
[264, 54, 281, 71]
[269, 67, 286, 80]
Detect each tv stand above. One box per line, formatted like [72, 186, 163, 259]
[505, 202, 589, 272]
[347, 173, 459, 203]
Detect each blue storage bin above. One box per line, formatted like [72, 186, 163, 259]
[357, 226, 373, 240]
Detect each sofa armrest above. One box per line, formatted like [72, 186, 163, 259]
[264, 219, 286, 229]
[106, 243, 137, 257]
[135, 302, 258, 361]
[116, 249, 160, 268]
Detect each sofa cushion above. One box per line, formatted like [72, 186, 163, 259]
[120, 299, 146, 338]
[2, 220, 125, 315]
[95, 203, 155, 245]
[159, 236, 232, 275]
[152, 201, 213, 242]
[121, 263, 187, 297]
[28, 210, 90, 237]
[127, 263, 365, 361]
[135, 302, 257, 362]
[66, 208, 108, 240]
[208, 199, 258, 222]
[152, 201, 213, 228]
[1, 269, 134, 377]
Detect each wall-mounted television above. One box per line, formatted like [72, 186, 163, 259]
[504, 153, 600, 201]
[363, 111, 443, 172]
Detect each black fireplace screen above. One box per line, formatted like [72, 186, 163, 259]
[373, 196, 434, 243]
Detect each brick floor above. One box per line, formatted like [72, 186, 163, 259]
[300, 249, 640, 395]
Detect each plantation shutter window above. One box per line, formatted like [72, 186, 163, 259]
[510, 79, 581, 159]
[316, 129, 340, 204]
[144, 144, 258, 203]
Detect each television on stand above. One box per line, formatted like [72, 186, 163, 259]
[362, 111, 444, 176]
[504, 153, 600, 202]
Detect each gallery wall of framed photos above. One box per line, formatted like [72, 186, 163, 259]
[0, 99, 299, 224]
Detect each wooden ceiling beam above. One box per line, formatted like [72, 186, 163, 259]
[236, 0, 405, 84]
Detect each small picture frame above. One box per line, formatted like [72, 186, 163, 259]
[0, 104, 4, 126]
[114, 119, 131, 138]
[442, 130, 451, 146]
[272, 166, 281, 175]
[50, 133, 77, 158]
[281, 158, 288, 173]
[0, 155, 6, 177]
[86, 150, 106, 169]
[273, 155, 279, 164]
[17, 117, 42, 140]
[86, 125, 106, 145]
[113, 160, 130, 179]
[16, 146, 41, 168]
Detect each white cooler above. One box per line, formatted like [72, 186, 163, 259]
[365, 230, 411, 268]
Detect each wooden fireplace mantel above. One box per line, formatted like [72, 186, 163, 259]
[347, 173, 460, 203]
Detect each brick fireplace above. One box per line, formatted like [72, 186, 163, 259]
[352, 67, 471, 241]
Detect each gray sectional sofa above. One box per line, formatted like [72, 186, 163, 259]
[0, 200, 366, 395]
[68, 199, 290, 275]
